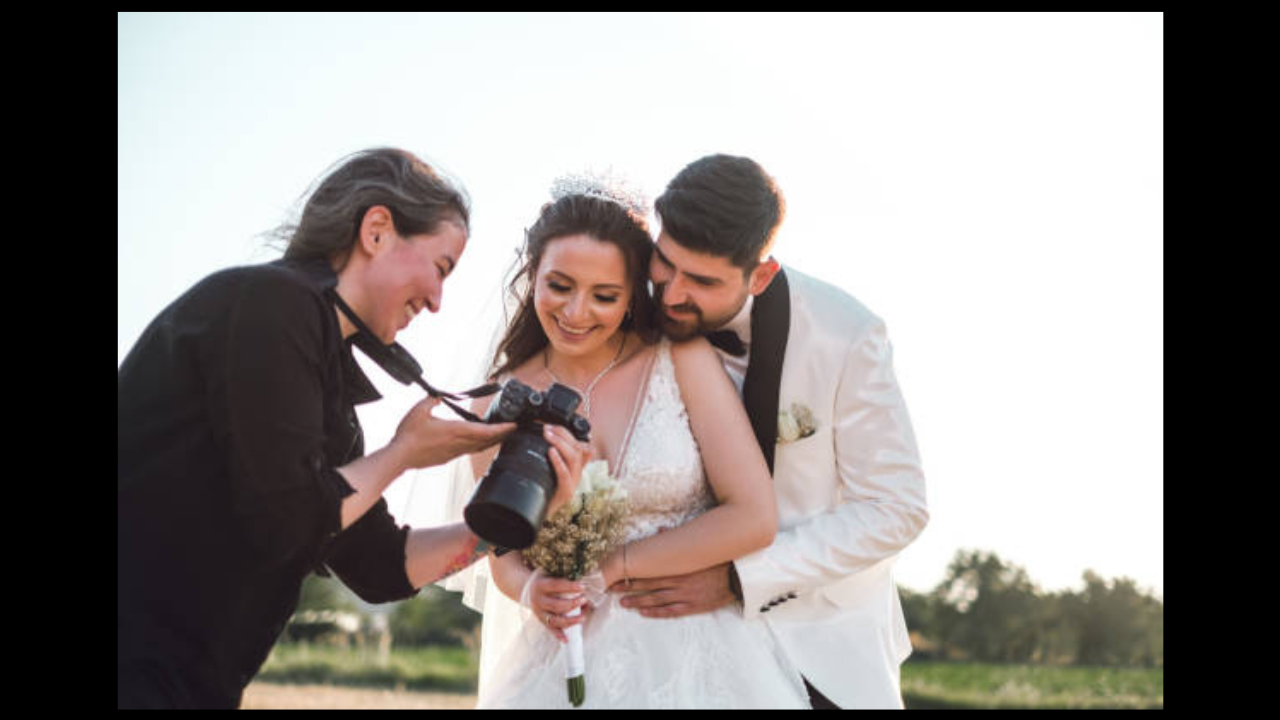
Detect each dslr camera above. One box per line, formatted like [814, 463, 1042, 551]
[464, 379, 591, 549]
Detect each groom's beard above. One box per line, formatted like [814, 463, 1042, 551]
[653, 283, 736, 341]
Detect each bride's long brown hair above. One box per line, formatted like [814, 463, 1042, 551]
[489, 194, 661, 380]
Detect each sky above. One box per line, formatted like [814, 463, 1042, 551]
[118, 12, 1163, 598]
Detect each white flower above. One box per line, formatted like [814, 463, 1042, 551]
[790, 403, 817, 437]
[778, 403, 818, 445]
[573, 460, 626, 507]
[778, 412, 801, 444]
[579, 460, 607, 496]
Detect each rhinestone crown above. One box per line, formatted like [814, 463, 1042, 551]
[549, 168, 649, 217]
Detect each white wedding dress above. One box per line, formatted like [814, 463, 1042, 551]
[473, 338, 810, 709]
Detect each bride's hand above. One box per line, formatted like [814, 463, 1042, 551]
[542, 424, 594, 516]
[529, 574, 592, 643]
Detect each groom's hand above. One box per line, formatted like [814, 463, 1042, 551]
[611, 562, 737, 619]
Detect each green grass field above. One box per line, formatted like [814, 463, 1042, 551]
[900, 661, 1163, 709]
[259, 643, 478, 694]
[259, 643, 1163, 709]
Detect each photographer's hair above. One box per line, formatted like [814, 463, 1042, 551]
[489, 194, 661, 380]
[653, 154, 786, 275]
[268, 147, 470, 270]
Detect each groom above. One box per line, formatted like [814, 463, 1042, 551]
[612, 155, 929, 709]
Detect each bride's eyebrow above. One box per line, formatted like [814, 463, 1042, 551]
[546, 269, 624, 291]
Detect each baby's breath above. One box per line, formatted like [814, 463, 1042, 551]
[522, 466, 629, 580]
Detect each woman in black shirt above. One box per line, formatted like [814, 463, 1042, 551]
[118, 148, 589, 708]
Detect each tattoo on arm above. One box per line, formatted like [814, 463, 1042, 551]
[432, 535, 489, 585]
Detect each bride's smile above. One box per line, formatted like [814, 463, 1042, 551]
[553, 315, 599, 338]
[534, 233, 632, 368]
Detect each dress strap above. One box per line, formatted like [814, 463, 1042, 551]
[610, 339, 663, 476]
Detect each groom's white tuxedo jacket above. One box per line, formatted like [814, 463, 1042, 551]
[726, 266, 928, 710]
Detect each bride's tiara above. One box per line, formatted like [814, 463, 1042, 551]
[550, 168, 649, 218]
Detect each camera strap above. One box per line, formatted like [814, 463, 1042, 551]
[327, 288, 499, 423]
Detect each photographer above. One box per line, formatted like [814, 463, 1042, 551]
[117, 148, 589, 709]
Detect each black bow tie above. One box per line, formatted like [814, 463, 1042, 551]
[706, 329, 747, 357]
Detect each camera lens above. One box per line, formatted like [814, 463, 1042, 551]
[464, 425, 557, 549]
[464, 379, 590, 549]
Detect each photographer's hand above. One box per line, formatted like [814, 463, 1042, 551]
[393, 397, 517, 469]
[335, 398, 515, 531]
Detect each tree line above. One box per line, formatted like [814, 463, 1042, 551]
[296, 547, 1162, 668]
[900, 549, 1163, 668]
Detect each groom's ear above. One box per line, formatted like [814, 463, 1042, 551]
[747, 257, 781, 296]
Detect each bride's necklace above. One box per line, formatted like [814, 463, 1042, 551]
[543, 334, 628, 421]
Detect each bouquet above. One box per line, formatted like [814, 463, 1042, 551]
[522, 459, 629, 707]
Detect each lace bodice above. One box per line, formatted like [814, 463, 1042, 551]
[473, 337, 810, 709]
[614, 338, 715, 544]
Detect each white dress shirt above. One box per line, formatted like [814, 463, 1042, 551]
[713, 294, 753, 395]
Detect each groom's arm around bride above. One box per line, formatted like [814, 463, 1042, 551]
[612, 154, 928, 710]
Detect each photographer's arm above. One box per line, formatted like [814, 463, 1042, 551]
[333, 441, 413, 531]
[404, 522, 492, 589]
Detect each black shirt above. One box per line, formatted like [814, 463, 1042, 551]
[118, 258, 419, 708]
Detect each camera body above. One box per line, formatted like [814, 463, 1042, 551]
[464, 379, 591, 549]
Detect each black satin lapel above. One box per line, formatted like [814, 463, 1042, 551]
[743, 268, 790, 475]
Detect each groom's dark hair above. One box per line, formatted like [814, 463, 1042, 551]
[654, 154, 786, 275]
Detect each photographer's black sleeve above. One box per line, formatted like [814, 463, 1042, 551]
[203, 270, 354, 569]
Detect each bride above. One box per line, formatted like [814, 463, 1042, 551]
[442, 173, 810, 709]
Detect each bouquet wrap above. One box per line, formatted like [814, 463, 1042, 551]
[521, 460, 628, 707]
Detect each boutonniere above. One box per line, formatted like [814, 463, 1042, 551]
[777, 403, 818, 445]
